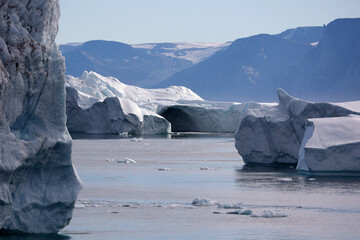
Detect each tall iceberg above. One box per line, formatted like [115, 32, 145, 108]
[0, 0, 81, 233]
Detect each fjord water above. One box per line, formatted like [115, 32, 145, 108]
[35, 134, 360, 239]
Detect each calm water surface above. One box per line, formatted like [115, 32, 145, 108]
[5, 134, 359, 240]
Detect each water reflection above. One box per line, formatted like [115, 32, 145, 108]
[0, 233, 70, 240]
[235, 165, 360, 194]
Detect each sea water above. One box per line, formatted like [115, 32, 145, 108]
[3, 134, 360, 239]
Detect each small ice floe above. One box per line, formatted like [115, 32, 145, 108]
[144, 143, 150, 146]
[226, 209, 253, 215]
[250, 210, 288, 218]
[130, 137, 142, 142]
[106, 158, 114, 162]
[278, 177, 293, 182]
[216, 202, 243, 209]
[158, 168, 172, 171]
[117, 158, 137, 164]
[200, 167, 210, 170]
[308, 178, 316, 181]
[74, 202, 85, 209]
[168, 204, 182, 209]
[118, 132, 128, 137]
[192, 197, 218, 206]
[109, 211, 119, 214]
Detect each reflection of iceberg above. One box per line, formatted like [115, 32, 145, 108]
[235, 89, 360, 165]
[297, 115, 360, 173]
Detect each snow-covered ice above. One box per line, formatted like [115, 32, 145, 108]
[0, 0, 81, 233]
[216, 202, 243, 209]
[297, 114, 360, 173]
[192, 197, 218, 206]
[226, 209, 253, 215]
[235, 89, 360, 165]
[66, 71, 271, 134]
[250, 210, 288, 218]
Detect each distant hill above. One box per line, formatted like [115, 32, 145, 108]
[157, 28, 319, 101]
[160, 19, 360, 102]
[277, 18, 360, 101]
[274, 26, 323, 44]
[60, 41, 229, 87]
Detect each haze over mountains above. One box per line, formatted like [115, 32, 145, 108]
[61, 18, 360, 102]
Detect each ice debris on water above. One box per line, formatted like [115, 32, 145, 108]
[192, 197, 218, 206]
[278, 177, 293, 182]
[200, 167, 210, 170]
[216, 202, 243, 209]
[226, 209, 253, 215]
[158, 168, 172, 171]
[250, 210, 288, 218]
[118, 132, 128, 137]
[130, 137, 142, 142]
[106, 158, 114, 162]
[74, 202, 85, 209]
[117, 158, 137, 164]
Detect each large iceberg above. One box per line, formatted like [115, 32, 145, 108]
[297, 115, 360, 173]
[66, 71, 268, 134]
[66, 86, 170, 134]
[0, 0, 81, 233]
[235, 89, 360, 165]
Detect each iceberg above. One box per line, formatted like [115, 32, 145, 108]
[297, 115, 360, 173]
[235, 89, 360, 165]
[66, 71, 269, 134]
[66, 86, 170, 134]
[0, 0, 81, 233]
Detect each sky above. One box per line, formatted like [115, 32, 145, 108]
[57, 0, 360, 45]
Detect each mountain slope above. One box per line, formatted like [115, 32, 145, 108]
[278, 18, 360, 101]
[158, 34, 313, 102]
[60, 41, 229, 87]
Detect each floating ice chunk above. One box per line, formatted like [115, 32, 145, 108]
[192, 197, 218, 206]
[74, 203, 85, 209]
[117, 158, 137, 164]
[119, 132, 128, 137]
[200, 167, 210, 170]
[131, 137, 142, 142]
[216, 202, 243, 209]
[109, 211, 119, 214]
[158, 168, 172, 171]
[278, 177, 293, 182]
[106, 158, 114, 162]
[226, 209, 253, 215]
[251, 210, 288, 218]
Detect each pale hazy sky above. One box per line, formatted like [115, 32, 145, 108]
[57, 0, 360, 44]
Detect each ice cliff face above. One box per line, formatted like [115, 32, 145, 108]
[0, 0, 81, 233]
[235, 89, 360, 165]
[297, 115, 360, 173]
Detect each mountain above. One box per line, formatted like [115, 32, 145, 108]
[274, 26, 323, 44]
[278, 18, 360, 101]
[158, 30, 319, 102]
[60, 41, 229, 87]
